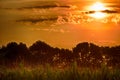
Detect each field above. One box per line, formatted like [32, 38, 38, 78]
[0, 42, 120, 80]
[0, 63, 120, 80]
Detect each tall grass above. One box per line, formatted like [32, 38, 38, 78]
[0, 62, 120, 80]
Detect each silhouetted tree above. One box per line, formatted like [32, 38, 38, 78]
[109, 46, 120, 67]
[0, 46, 6, 65]
[0, 42, 30, 66]
[0, 41, 120, 68]
[17, 43, 30, 63]
[29, 41, 54, 65]
[5, 42, 19, 61]
[89, 43, 102, 67]
[73, 42, 103, 67]
[59, 49, 73, 64]
[73, 42, 90, 66]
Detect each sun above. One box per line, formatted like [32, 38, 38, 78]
[89, 2, 107, 11]
[90, 12, 106, 19]
[88, 2, 108, 19]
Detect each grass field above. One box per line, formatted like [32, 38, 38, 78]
[0, 62, 120, 80]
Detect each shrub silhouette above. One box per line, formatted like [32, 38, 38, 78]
[0, 40, 120, 68]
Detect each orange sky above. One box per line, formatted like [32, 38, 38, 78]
[0, 0, 120, 49]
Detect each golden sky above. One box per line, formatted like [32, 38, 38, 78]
[0, 0, 120, 49]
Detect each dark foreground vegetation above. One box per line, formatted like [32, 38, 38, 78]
[0, 40, 120, 79]
[1, 62, 120, 80]
[0, 40, 120, 68]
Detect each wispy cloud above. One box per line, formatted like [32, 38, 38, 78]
[16, 12, 120, 25]
[17, 5, 70, 10]
[0, 0, 72, 10]
[16, 17, 58, 23]
[29, 28, 69, 33]
[84, 10, 119, 14]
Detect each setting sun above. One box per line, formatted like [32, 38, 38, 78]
[88, 2, 108, 19]
[89, 12, 106, 19]
[89, 2, 107, 11]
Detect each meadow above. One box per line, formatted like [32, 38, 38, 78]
[0, 62, 120, 80]
[0, 41, 120, 80]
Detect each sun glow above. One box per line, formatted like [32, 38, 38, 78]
[89, 2, 107, 11]
[88, 2, 107, 19]
[90, 12, 106, 19]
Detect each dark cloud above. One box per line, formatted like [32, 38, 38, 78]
[101, 10, 119, 13]
[2, 5, 71, 10]
[85, 9, 119, 14]
[21, 5, 70, 9]
[16, 17, 58, 23]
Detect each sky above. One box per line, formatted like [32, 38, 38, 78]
[0, 0, 120, 49]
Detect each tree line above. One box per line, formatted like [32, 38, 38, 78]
[0, 41, 120, 68]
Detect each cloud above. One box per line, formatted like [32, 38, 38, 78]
[2, 4, 71, 10]
[16, 12, 120, 25]
[84, 10, 119, 14]
[101, 10, 119, 13]
[16, 17, 58, 23]
[17, 5, 70, 10]
[29, 28, 69, 33]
